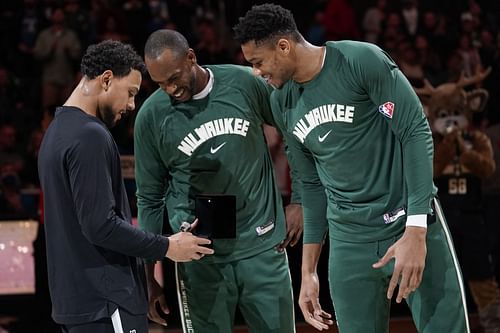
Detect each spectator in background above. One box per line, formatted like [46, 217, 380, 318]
[194, 16, 231, 64]
[400, 0, 419, 37]
[396, 41, 425, 86]
[165, 0, 197, 41]
[379, 12, 408, 57]
[438, 50, 466, 84]
[479, 29, 498, 66]
[419, 10, 440, 42]
[88, 0, 112, 46]
[15, 0, 44, 121]
[478, 28, 500, 124]
[98, 15, 128, 42]
[305, 9, 326, 45]
[146, 0, 170, 35]
[456, 33, 483, 77]
[417, 10, 455, 57]
[463, 0, 484, 43]
[40, 0, 58, 25]
[0, 124, 24, 175]
[362, 0, 387, 43]
[0, 164, 31, 220]
[460, 11, 481, 45]
[20, 128, 44, 188]
[322, 0, 360, 41]
[0, 66, 24, 123]
[414, 34, 443, 84]
[122, 0, 149, 52]
[64, 0, 92, 50]
[0, 2, 21, 67]
[33, 7, 81, 115]
[17, 0, 43, 76]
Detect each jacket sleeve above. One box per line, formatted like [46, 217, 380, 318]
[246, 68, 303, 204]
[271, 94, 327, 243]
[353, 43, 435, 216]
[134, 106, 170, 236]
[67, 124, 168, 261]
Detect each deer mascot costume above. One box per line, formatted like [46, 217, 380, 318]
[415, 68, 500, 332]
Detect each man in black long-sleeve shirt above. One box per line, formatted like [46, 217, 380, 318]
[38, 40, 213, 333]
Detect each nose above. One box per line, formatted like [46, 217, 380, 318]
[127, 99, 135, 111]
[252, 67, 262, 76]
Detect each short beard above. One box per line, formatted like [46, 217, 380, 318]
[98, 105, 116, 128]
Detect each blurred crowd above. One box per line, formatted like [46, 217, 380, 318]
[0, 0, 499, 219]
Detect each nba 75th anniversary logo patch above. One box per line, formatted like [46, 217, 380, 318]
[379, 101, 395, 118]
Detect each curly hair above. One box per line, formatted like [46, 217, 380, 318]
[80, 40, 146, 79]
[144, 29, 189, 60]
[233, 3, 302, 46]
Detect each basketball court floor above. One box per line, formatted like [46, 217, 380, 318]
[149, 315, 482, 333]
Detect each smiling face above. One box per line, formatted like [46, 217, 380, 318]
[241, 39, 295, 89]
[98, 69, 141, 128]
[145, 48, 198, 102]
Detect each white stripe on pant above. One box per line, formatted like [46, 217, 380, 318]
[433, 197, 471, 333]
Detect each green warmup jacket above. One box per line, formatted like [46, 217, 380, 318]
[135, 64, 288, 263]
[271, 41, 437, 244]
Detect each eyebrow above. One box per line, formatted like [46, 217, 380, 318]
[158, 70, 181, 84]
[246, 57, 258, 64]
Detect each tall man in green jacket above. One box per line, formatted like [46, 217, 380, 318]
[134, 29, 302, 333]
[234, 3, 469, 333]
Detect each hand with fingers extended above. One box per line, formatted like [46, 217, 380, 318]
[299, 272, 333, 331]
[146, 274, 170, 326]
[278, 203, 303, 251]
[166, 221, 214, 262]
[372, 226, 427, 303]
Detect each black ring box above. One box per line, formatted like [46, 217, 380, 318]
[194, 194, 236, 239]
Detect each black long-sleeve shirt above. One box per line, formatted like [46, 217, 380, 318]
[38, 106, 169, 325]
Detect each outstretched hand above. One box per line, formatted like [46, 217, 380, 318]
[299, 272, 333, 331]
[372, 226, 427, 303]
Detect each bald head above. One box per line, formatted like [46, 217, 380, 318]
[144, 29, 190, 60]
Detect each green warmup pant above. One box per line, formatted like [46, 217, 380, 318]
[175, 246, 295, 333]
[329, 199, 470, 333]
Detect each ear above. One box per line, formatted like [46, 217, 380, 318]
[277, 38, 291, 55]
[187, 49, 196, 64]
[466, 89, 489, 113]
[100, 70, 113, 91]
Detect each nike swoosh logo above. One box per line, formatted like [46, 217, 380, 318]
[210, 142, 226, 154]
[318, 130, 332, 142]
